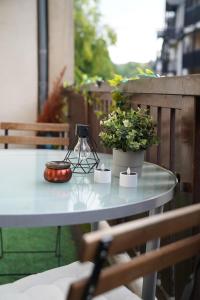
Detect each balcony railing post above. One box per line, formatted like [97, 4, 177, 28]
[66, 89, 88, 149]
[193, 97, 200, 204]
[180, 96, 195, 194]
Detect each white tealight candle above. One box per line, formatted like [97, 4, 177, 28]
[94, 163, 111, 184]
[119, 167, 138, 188]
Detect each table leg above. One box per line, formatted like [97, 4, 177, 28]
[90, 222, 99, 231]
[55, 226, 61, 266]
[0, 228, 3, 258]
[142, 206, 164, 300]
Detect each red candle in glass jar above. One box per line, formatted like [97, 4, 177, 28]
[44, 161, 72, 183]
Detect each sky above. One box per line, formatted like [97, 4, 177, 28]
[99, 0, 166, 64]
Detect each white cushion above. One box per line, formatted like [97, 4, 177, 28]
[0, 261, 141, 300]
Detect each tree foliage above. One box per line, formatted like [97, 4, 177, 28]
[115, 61, 155, 78]
[74, 0, 117, 83]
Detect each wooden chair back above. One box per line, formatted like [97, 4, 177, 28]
[67, 203, 200, 300]
[0, 122, 69, 148]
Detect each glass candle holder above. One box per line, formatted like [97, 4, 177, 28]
[44, 161, 72, 183]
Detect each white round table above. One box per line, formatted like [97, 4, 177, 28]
[0, 149, 177, 228]
[0, 149, 177, 300]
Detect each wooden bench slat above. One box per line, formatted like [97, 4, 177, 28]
[0, 135, 69, 146]
[0, 122, 69, 132]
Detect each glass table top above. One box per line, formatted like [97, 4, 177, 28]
[0, 149, 177, 227]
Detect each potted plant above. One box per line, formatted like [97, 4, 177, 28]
[99, 71, 158, 176]
[100, 108, 157, 176]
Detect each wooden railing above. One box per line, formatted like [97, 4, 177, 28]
[66, 75, 200, 298]
[67, 75, 200, 205]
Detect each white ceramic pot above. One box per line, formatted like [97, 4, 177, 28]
[112, 149, 145, 177]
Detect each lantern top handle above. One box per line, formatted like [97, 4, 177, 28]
[75, 124, 89, 138]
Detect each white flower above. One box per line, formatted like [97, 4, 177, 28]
[123, 120, 130, 127]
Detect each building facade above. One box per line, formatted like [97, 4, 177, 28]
[157, 0, 200, 75]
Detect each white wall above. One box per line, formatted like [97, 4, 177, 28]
[0, 0, 74, 123]
[48, 0, 74, 92]
[0, 0, 38, 122]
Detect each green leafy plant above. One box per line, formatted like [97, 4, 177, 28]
[99, 108, 158, 152]
[108, 69, 159, 111]
[70, 74, 103, 105]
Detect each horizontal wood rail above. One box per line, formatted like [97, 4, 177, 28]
[128, 94, 182, 109]
[88, 74, 200, 96]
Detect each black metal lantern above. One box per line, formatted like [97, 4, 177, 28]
[64, 124, 100, 174]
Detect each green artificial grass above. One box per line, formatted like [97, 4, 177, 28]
[0, 226, 77, 285]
